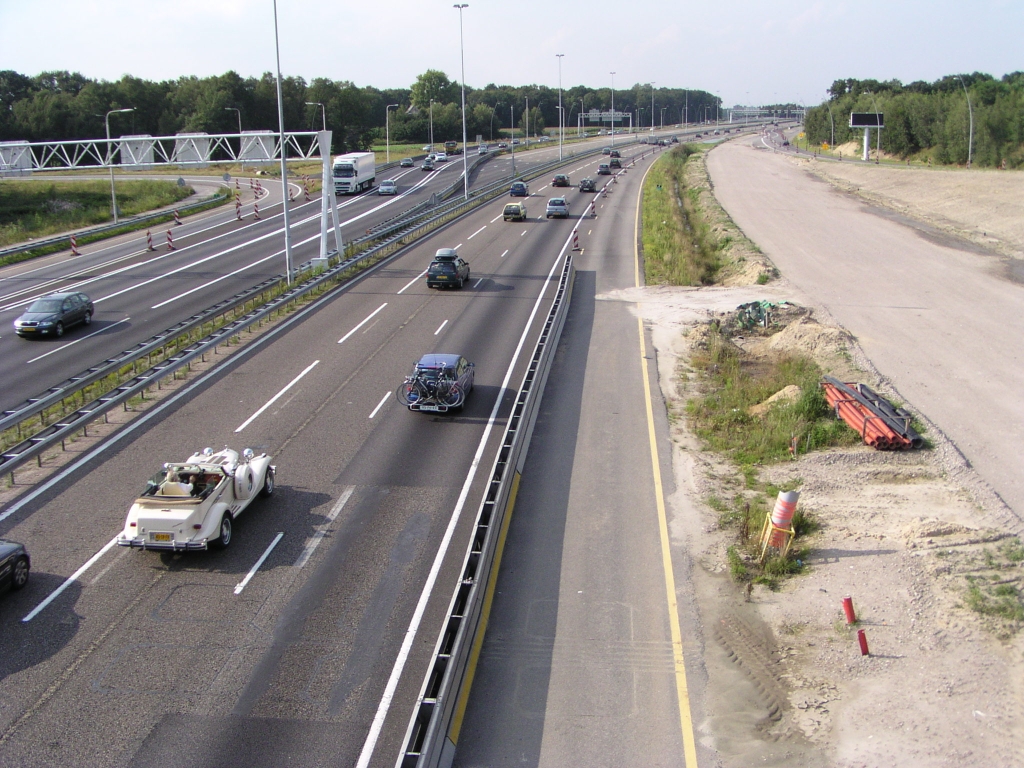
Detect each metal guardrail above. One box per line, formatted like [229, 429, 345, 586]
[0, 190, 230, 260]
[0, 139, 635, 479]
[397, 251, 577, 768]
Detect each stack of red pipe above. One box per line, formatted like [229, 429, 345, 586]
[821, 380, 913, 450]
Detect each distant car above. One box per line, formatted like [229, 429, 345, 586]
[422, 145, 433, 151]
[378, 179, 398, 195]
[609, 149, 621, 158]
[503, 201, 528, 221]
[511, 139, 520, 145]
[478, 144, 488, 154]
[427, 248, 470, 289]
[0, 539, 30, 593]
[545, 197, 569, 219]
[714, 130, 721, 135]
[782, 140, 790, 146]
[657, 139, 667, 146]
[724, 129, 731, 134]
[509, 181, 528, 197]
[397, 353, 475, 413]
[117, 447, 275, 551]
[609, 157, 622, 168]
[597, 163, 611, 175]
[694, 133, 702, 139]
[14, 291, 94, 338]
[435, 152, 448, 163]
[422, 158, 435, 171]
[671, 136, 679, 143]
[551, 173, 570, 187]
[578, 177, 597, 192]
[400, 157, 414, 167]
[497, 142, 508, 149]
[602, 147, 612, 155]
[538, 135, 550, 141]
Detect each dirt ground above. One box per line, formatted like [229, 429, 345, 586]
[622, 159, 1024, 766]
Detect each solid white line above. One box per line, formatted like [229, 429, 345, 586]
[369, 392, 390, 419]
[293, 486, 355, 568]
[235, 359, 320, 433]
[22, 536, 118, 622]
[338, 302, 388, 345]
[434, 319, 448, 336]
[468, 225, 486, 239]
[234, 532, 284, 594]
[500, 249, 509, 258]
[472, 278, 483, 288]
[356, 211, 575, 768]
[521, 231, 527, 237]
[397, 269, 428, 295]
[150, 250, 279, 309]
[26, 317, 131, 363]
[490, 213, 503, 223]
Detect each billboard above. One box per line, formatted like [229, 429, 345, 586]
[849, 112, 884, 128]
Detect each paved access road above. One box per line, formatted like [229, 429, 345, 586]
[707, 137, 1024, 524]
[0, 142, 671, 768]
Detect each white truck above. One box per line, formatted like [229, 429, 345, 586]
[333, 151, 376, 194]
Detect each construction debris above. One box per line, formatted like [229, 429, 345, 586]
[821, 376, 923, 450]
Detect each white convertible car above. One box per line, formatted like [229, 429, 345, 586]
[117, 447, 275, 551]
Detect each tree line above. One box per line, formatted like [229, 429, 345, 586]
[0, 69, 722, 156]
[803, 72, 1024, 167]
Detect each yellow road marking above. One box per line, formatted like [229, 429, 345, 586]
[448, 471, 522, 743]
[634, 156, 699, 766]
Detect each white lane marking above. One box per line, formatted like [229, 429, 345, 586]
[434, 319, 449, 336]
[520, 230, 527, 237]
[234, 532, 284, 594]
[151, 250, 279, 309]
[538, 185, 548, 192]
[398, 269, 428, 295]
[338, 302, 388, 345]
[369, 392, 390, 419]
[454, 243, 463, 250]
[500, 249, 509, 258]
[490, 212, 503, 223]
[235, 359, 320, 433]
[294, 486, 355, 568]
[588, 229, 593, 235]
[22, 536, 118, 622]
[25, 317, 131, 363]
[472, 278, 483, 288]
[356, 211, 576, 768]
[468, 225, 486, 239]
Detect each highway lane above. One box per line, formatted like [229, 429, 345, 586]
[453, 145, 704, 766]
[0, 169, 609, 766]
[0, 136, 625, 416]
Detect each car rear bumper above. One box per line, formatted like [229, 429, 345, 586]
[117, 535, 209, 551]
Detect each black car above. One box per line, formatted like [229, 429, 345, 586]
[400, 157, 414, 167]
[397, 353, 475, 413]
[609, 157, 622, 169]
[579, 177, 597, 192]
[0, 539, 30, 593]
[14, 291, 94, 338]
[609, 149, 621, 158]
[551, 174, 570, 187]
[426, 248, 470, 289]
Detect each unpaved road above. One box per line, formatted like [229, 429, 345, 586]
[707, 139, 1024, 531]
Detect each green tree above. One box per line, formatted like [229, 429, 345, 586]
[410, 70, 459, 109]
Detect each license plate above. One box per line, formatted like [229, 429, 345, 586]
[151, 532, 172, 542]
[419, 405, 441, 412]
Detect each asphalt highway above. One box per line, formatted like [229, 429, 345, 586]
[0, 140, 671, 767]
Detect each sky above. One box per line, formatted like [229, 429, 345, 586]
[2, 0, 1021, 106]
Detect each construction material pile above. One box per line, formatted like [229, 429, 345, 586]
[821, 376, 923, 450]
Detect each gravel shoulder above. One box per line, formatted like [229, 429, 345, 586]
[629, 148, 1024, 766]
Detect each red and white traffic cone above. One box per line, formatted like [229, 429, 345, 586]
[253, 202, 260, 220]
[249, 178, 254, 190]
[235, 178, 240, 190]
[572, 229, 580, 251]
[166, 230, 176, 250]
[70, 234, 80, 256]
[236, 198, 243, 220]
[173, 209, 182, 226]
[304, 183, 310, 202]
[146, 230, 154, 251]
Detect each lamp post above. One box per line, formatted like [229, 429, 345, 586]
[650, 81, 655, 133]
[556, 53, 564, 160]
[510, 104, 516, 174]
[385, 103, 398, 163]
[684, 89, 688, 125]
[524, 95, 529, 144]
[956, 74, 974, 168]
[105, 107, 134, 224]
[304, 101, 326, 131]
[454, 3, 469, 200]
[580, 97, 584, 136]
[661, 106, 666, 130]
[429, 99, 434, 151]
[824, 96, 835, 149]
[610, 71, 616, 146]
[272, 0, 294, 284]
[225, 106, 243, 171]
[490, 103, 501, 141]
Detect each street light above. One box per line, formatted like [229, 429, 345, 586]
[225, 106, 244, 171]
[105, 107, 134, 224]
[305, 101, 326, 131]
[556, 53, 564, 160]
[385, 103, 399, 163]
[660, 106, 667, 130]
[272, 0, 294, 284]
[429, 98, 434, 151]
[650, 81, 655, 133]
[610, 71, 616, 146]
[490, 103, 501, 141]
[579, 97, 585, 136]
[454, 3, 469, 201]
[956, 74, 974, 168]
[510, 103, 516, 174]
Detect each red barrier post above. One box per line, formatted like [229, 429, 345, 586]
[857, 629, 869, 656]
[842, 596, 857, 624]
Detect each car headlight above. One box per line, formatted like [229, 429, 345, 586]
[37, 320, 54, 327]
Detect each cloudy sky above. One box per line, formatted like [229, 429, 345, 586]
[2, 0, 1020, 105]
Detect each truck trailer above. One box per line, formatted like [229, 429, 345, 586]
[443, 140, 462, 155]
[333, 152, 376, 194]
